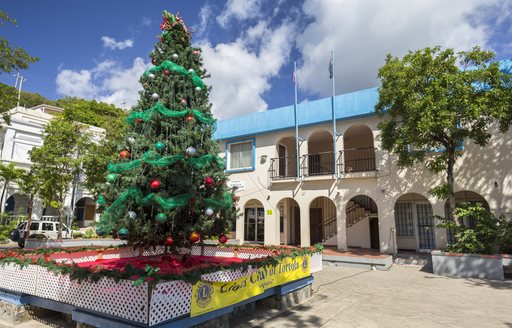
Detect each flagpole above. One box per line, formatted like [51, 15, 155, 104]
[294, 61, 300, 179]
[331, 50, 338, 178]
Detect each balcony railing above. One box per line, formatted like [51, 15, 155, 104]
[341, 147, 376, 173]
[301, 151, 335, 177]
[269, 156, 298, 180]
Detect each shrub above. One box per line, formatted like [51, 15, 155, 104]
[438, 203, 512, 254]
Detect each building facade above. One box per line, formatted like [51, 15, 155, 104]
[215, 87, 512, 254]
[0, 105, 102, 227]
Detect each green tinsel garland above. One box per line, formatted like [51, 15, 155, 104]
[126, 102, 215, 125]
[142, 60, 205, 89]
[106, 152, 225, 174]
[0, 244, 323, 285]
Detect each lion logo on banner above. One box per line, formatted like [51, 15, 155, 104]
[301, 256, 309, 273]
[195, 281, 214, 308]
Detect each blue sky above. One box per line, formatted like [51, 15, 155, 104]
[1, 0, 511, 119]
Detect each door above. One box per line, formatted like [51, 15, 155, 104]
[417, 203, 435, 250]
[278, 144, 286, 177]
[244, 207, 265, 243]
[293, 207, 300, 245]
[309, 208, 322, 244]
[369, 217, 380, 249]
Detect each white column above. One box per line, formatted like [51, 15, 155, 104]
[300, 203, 310, 247]
[431, 199, 447, 249]
[378, 197, 396, 254]
[336, 204, 348, 251]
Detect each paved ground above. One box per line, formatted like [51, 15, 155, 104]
[1, 264, 511, 327]
[233, 264, 512, 328]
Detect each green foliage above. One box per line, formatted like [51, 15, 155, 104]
[0, 162, 25, 213]
[438, 203, 512, 254]
[0, 11, 39, 125]
[375, 46, 512, 203]
[0, 219, 17, 242]
[29, 117, 89, 237]
[97, 11, 237, 249]
[56, 97, 126, 130]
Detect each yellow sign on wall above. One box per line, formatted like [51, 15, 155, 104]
[190, 255, 311, 317]
[266, 209, 273, 215]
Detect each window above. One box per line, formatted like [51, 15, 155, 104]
[42, 223, 54, 231]
[29, 222, 39, 231]
[226, 140, 254, 172]
[394, 202, 414, 237]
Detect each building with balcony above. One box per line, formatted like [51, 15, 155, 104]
[215, 87, 512, 254]
[0, 105, 102, 226]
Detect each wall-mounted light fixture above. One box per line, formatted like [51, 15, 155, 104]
[260, 155, 267, 164]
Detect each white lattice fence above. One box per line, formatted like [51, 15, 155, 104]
[149, 280, 191, 326]
[0, 264, 39, 295]
[310, 252, 323, 273]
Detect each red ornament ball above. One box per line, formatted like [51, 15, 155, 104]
[163, 69, 170, 76]
[204, 177, 215, 188]
[218, 234, 228, 244]
[159, 38, 164, 42]
[149, 179, 161, 191]
[119, 150, 130, 159]
[136, 118, 144, 124]
[180, 99, 187, 105]
[164, 236, 174, 246]
[189, 231, 201, 243]
[193, 50, 200, 55]
[185, 115, 194, 122]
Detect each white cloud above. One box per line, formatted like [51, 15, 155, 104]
[296, 0, 505, 97]
[217, 0, 263, 28]
[101, 36, 134, 50]
[56, 58, 147, 109]
[199, 20, 296, 119]
[195, 4, 213, 39]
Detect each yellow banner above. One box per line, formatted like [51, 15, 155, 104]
[191, 255, 311, 317]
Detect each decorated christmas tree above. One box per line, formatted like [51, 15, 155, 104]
[96, 11, 236, 250]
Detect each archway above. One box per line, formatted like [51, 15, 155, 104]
[271, 136, 298, 179]
[277, 198, 300, 245]
[343, 124, 375, 172]
[4, 193, 29, 215]
[346, 195, 379, 249]
[309, 197, 337, 245]
[445, 191, 489, 244]
[243, 199, 265, 243]
[306, 130, 334, 176]
[395, 193, 435, 251]
[74, 197, 96, 227]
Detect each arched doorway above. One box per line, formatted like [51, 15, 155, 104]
[277, 198, 300, 245]
[395, 193, 435, 251]
[309, 197, 337, 245]
[343, 125, 375, 172]
[74, 197, 96, 227]
[306, 130, 334, 176]
[5, 193, 29, 215]
[346, 195, 379, 249]
[445, 191, 489, 244]
[243, 199, 265, 243]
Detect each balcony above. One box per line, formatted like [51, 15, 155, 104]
[340, 147, 376, 173]
[301, 151, 335, 177]
[269, 156, 298, 180]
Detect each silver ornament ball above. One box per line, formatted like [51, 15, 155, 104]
[188, 68, 194, 73]
[148, 73, 155, 79]
[151, 93, 159, 100]
[195, 86, 201, 91]
[127, 137, 136, 144]
[204, 208, 214, 216]
[128, 211, 137, 219]
[186, 146, 197, 157]
[172, 53, 179, 59]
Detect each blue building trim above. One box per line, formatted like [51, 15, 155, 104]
[225, 138, 256, 173]
[214, 87, 379, 141]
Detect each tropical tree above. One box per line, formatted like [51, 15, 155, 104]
[0, 162, 25, 213]
[18, 168, 43, 239]
[375, 46, 512, 219]
[0, 11, 39, 124]
[30, 117, 87, 238]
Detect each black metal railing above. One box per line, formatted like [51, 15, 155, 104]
[269, 156, 298, 180]
[323, 215, 337, 241]
[301, 151, 335, 177]
[341, 147, 376, 173]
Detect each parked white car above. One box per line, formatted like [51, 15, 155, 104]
[9, 220, 75, 248]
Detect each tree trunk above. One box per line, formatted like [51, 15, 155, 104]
[24, 194, 35, 240]
[447, 148, 457, 224]
[0, 182, 8, 213]
[57, 192, 63, 239]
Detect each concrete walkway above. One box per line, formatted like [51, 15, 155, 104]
[1, 264, 511, 327]
[233, 264, 512, 327]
